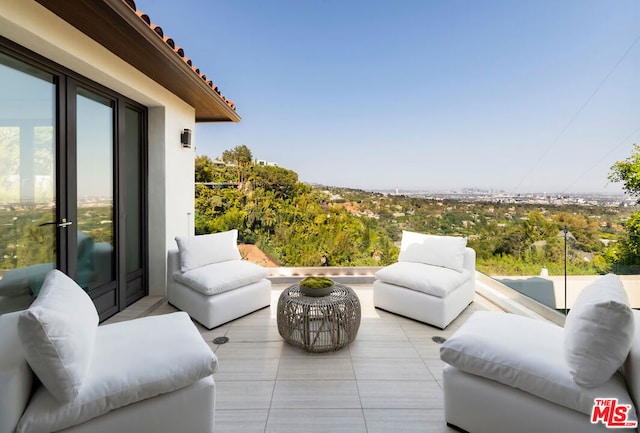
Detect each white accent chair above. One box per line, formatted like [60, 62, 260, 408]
[373, 231, 475, 329]
[167, 229, 272, 329]
[1, 270, 217, 433]
[440, 274, 639, 433]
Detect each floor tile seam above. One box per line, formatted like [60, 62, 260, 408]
[410, 336, 445, 382]
[351, 346, 370, 433]
[215, 355, 284, 361]
[280, 354, 349, 359]
[353, 374, 438, 382]
[215, 378, 279, 383]
[349, 356, 423, 361]
[215, 408, 270, 412]
[272, 378, 360, 383]
[408, 334, 443, 367]
[275, 376, 356, 381]
[361, 408, 446, 413]
[355, 377, 438, 382]
[357, 379, 437, 383]
[214, 355, 283, 361]
[359, 405, 444, 411]
[421, 358, 442, 382]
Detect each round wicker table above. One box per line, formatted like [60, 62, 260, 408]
[277, 284, 361, 353]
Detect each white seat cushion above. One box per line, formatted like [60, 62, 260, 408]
[174, 260, 270, 296]
[564, 273, 635, 388]
[440, 311, 636, 419]
[18, 270, 98, 404]
[16, 312, 218, 433]
[375, 262, 470, 298]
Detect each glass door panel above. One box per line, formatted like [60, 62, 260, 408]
[0, 53, 56, 312]
[76, 89, 114, 291]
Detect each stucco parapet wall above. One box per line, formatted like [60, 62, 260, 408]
[269, 267, 381, 285]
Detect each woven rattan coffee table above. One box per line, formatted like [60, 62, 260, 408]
[277, 283, 361, 352]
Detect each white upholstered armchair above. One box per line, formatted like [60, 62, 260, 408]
[167, 229, 272, 329]
[373, 230, 475, 329]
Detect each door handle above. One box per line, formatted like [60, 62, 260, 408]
[38, 219, 74, 228]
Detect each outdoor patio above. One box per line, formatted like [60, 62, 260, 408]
[108, 283, 502, 433]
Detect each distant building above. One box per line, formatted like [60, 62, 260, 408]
[257, 159, 278, 167]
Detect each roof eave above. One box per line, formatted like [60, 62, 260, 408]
[35, 0, 241, 123]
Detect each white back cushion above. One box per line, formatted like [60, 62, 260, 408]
[175, 229, 242, 272]
[564, 273, 634, 388]
[398, 230, 467, 272]
[18, 270, 98, 403]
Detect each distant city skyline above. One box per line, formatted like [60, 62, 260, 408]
[140, 0, 640, 194]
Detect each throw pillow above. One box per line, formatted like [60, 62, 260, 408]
[175, 229, 242, 272]
[564, 273, 634, 388]
[398, 230, 467, 272]
[17, 270, 98, 403]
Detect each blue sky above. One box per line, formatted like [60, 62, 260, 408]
[141, 0, 640, 193]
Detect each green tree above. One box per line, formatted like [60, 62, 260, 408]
[249, 165, 298, 199]
[195, 155, 214, 182]
[222, 145, 253, 184]
[522, 211, 557, 245]
[610, 144, 640, 202]
[609, 144, 640, 272]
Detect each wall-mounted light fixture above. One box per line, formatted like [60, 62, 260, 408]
[180, 129, 192, 148]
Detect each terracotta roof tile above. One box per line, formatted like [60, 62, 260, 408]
[135, 10, 149, 25]
[150, 24, 163, 37]
[162, 36, 175, 49]
[123, 0, 236, 112]
[122, 0, 136, 11]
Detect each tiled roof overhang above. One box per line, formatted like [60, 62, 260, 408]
[35, 0, 240, 123]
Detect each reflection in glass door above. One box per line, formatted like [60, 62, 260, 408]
[0, 53, 56, 312]
[75, 89, 115, 294]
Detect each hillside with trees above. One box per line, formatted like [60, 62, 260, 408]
[195, 147, 637, 276]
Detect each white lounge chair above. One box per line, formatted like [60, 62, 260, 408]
[373, 230, 475, 329]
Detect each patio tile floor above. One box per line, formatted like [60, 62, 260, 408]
[141, 284, 498, 433]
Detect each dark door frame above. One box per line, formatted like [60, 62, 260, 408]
[0, 37, 149, 320]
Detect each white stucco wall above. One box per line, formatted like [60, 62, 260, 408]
[0, 1, 197, 296]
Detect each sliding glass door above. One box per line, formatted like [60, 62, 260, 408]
[0, 45, 147, 320]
